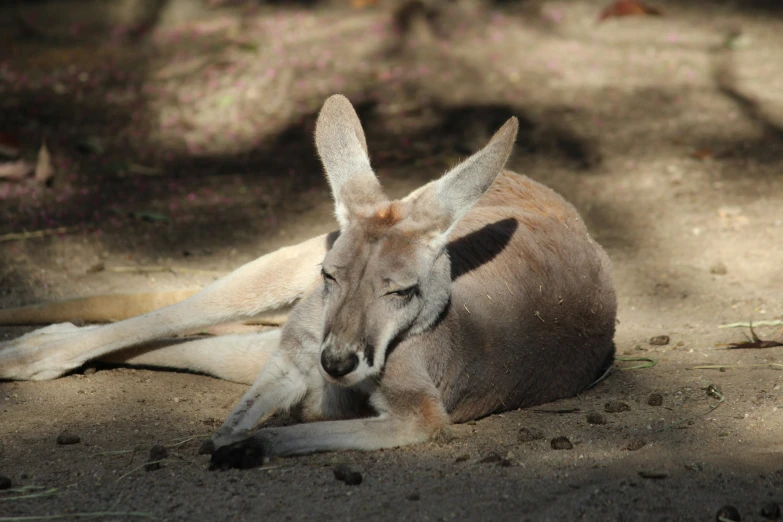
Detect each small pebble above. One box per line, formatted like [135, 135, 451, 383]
[0, 475, 11, 490]
[479, 452, 502, 464]
[638, 470, 668, 479]
[761, 502, 780, 520]
[333, 464, 362, 486]
[454, 454, 470, 463]
[56, 431, 81, 445]
[649, 335, 670, 346]
[710, 262, 728, 275]
[604, 401, 631, 413]
[86, 262, 105, 274]
[145, 444, 168, 471]
[83, 367, 97, 376]
[550, 436, 573, 450]
[715, 505, 741, 521]
[647, 393, 663, 406]
[518, 427, 544, 442]
[586, 412, 607, 425]
[626, 439, 646, 451]
[199, 440, 216, 455]
[407, 492, 421, 501]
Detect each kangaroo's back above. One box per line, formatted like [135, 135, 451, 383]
[418, 171, 616, 422]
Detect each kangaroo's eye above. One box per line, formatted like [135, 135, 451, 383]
[387, 285, 418, 299]
[321, 268, 336, 282]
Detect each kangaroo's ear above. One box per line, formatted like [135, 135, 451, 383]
[405, 116, 518, 250]
[315, 94, 386, 228]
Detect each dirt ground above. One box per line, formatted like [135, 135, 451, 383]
[1, 0, 782, 520]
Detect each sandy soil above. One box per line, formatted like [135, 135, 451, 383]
[1, 0, 782, 520]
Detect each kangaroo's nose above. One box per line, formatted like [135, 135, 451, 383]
[321, 351, 359, 378]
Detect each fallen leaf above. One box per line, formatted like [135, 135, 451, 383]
[690, 148, 713, 160]
[0, 160, 34, 180]
[598, 0, 663, 21]
[34, 142, 55, 184]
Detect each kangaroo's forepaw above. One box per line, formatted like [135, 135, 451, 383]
[209, 437, 267, 471]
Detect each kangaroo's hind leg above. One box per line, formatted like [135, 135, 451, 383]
[98, 329, 282, 385]
[0, 232, 336, 381]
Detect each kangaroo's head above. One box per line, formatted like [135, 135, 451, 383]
[315, 95, 518, 386]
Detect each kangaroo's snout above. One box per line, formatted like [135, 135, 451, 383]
[321, 350, 359, 378]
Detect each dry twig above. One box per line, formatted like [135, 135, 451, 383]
[0, 227, 78, 243]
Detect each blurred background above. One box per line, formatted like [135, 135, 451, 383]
[0, 0, 781, 310]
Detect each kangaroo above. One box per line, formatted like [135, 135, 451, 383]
[0, 95, 616, 469]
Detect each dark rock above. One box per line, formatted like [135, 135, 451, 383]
[333, 464, 362, 486]
[715, 505, 741, 521]
[199, 440, 216, 455]
[56, 432, 81, 445]
[407, 492, 421, 501]
[626, 439, 646, 451]
[638, 470, 668, 479]
[604, 401, 631, 413]
[550, 436, 573, 450]
[518, 427, 544, 442]
[149, 444, 168, 461]
[86, 262, 105, 274]
[649, 335, 670, 346]
[0, 475, 11, 490]
[647, 393, 663, 406]
[761, 502, 780, 520]
[586, 412, 607, 425]
[454, 454, 470, 463]
[145, 444, 168, 471]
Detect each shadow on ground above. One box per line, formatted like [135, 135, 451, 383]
[0, 360, 780, 520]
